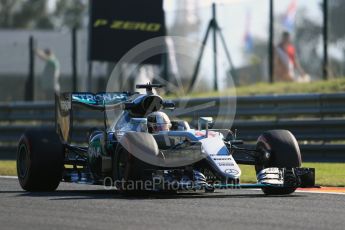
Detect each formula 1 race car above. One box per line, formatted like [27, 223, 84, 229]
[17, 84, 315, 195]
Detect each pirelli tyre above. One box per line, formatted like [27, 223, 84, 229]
[112, 144, 145, 193]
[17, 129, 64, 191]
[112, 144, 167, 193]
[255, 130, 302, 195]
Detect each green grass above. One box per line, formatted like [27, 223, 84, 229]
[235, 78, 345, 96]
[0, 161, 16, 176]
[1, 161, 344, 187]
[303, 162, 345, 187]
[239, 163, 345, 187]
[171, 78, 345, 98]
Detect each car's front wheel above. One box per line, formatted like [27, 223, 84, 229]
[255, 130, 302, 195]
[112, 145, 145, 192]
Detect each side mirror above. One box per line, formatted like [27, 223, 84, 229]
[129, 118, 148, 132]
[162, 101, 175, 110]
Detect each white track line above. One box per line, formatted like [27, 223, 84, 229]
[296, 190, 345, 196]
[0, 175, 17, 179]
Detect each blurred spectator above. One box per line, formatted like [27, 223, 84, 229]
[274, 31, 310, 82]
[36, 48, 60, 100]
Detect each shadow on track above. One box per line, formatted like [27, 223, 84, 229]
[4, 189, 306, 201]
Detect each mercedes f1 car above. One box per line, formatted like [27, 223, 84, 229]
[17, 84, 315, 195]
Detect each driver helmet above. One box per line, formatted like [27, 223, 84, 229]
[147, 111, 171, 133]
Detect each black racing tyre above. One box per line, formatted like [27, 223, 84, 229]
[17, 128, 65, 191]
[112, 145, 145, 192]
[255, 130, 302, 195]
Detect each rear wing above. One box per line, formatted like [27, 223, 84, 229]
[55, 92, 131, 143]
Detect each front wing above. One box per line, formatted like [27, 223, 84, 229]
[150, 167, 315, 191]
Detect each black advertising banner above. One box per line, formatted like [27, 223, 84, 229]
[89, 0, 165, 64]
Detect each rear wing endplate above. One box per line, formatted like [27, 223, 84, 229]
[55, 92, 130, 143]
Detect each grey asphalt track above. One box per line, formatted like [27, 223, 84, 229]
[0, 177, 344, 230]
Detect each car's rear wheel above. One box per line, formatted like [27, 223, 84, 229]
[255, 130, 302, 195]
[17, 129, 65, 191]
